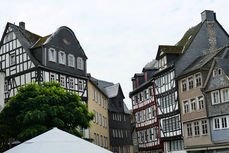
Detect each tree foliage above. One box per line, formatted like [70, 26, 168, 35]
[0, 81, 94, 151]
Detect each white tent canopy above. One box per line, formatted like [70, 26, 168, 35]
[4, 127, 113, 153]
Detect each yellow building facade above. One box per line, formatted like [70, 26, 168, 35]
[88, 79, 110, 150]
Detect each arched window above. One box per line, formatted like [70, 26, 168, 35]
[58, 51, 66, 65]
[77, 57, 84, 70]
[48, 48, 56, 62]
[68, 54, 75, 67]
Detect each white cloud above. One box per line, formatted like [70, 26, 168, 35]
[1, 0, 229, 109]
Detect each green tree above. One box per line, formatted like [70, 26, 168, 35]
[0, 81, 94, 151]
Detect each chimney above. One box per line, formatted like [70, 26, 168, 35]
[201, 10, 216, 23]
[201, 10, 217, 53]
[19, 22, 25, 30]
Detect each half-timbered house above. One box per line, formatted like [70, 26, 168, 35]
[0, 22, 88, 115]
[153, 45, 184, 153]
[130, 60, 163, 153]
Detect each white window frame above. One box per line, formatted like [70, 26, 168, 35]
[214, 118, 220, 130]
[69, 77, 75, 90]
[198, 96, 204, 110]
[77, 57, 84, 70]
[50, 72, 56, 82]
[78, 80, 83, 91]
[201, 120, 208, 135]
[221, 88, 229, 103]
[195, 73, 202, 87]
[48, 48, 56, 62]
[181, 79, 187, 92]
[188, 76, 194, 90]
[194, 121, 200, 136]
[58, 51, 66, 65]
[183, 100, 189, 114]
[190, 98, 196, 112]
[68, 54, 75, 67]
[211, 90, 220, 105]
[60, 75, 66, 88]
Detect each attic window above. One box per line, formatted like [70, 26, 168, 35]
[218, 68, 222, 75]
[48, 48, 56, 62]
[59, 51, 66, 65]
[213, 68, 222, 77]
[68, 54, 75, 67]
[77, 57, 84, 70]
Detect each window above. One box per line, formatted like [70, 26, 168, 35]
[214, 118, 220, 130]
[93, 110, 96, 123]
[182, 79, 187, 92]
[10, 54, 16, 66]
[190, 98, 196, 111]
[60, 75, 66, 88]
[97, 134, 100, 146]
[195, 73, 202, 87]
[211, 91, 220, 104]
[139, 93, 142, 102]
[77, 57, 84, 70]
[198, 96, 204, 110]
[96, 112, 99, 124]
[218, 68, 222, 75]
[213, 69, 217, 77]
[69, 77, 74, 89]
[58, 51, 66, 64]
[113, 129, 115, 138]
[68, 54, 75, 67]
[194, 121, 200, 136]
[187, 123, 192, 137]
[101, 135, 103, 147]
[94, 133, 97, 144]
[78, 80, 83, 91]
[222, 117, 227, 128]
[48, 48, 56, 62]
[144, 90, 147, 100]
[188, 76, 193, 89]
[92, 88, 95, 100]
[50, 73, 56, 82]
[183, 100, 189, 114]
[99, 94, 101, 105]
[213, 68, 223, 77]
[221, 88, 229, 102]
[100, 114, 102, 126]
[149, 87, 153, 97]
[201, 120, 208, 135]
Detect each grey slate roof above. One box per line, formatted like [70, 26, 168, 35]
[123, 102, 131, 114]
[104, 83, 122, 98]
[143, 60, 158, 71]
[178, 47, 225, 78]
[216, 58, 229, 76]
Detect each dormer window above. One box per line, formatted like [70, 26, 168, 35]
[10, 54, 16, 66]
[48, 48, 56, 62]
[159, 56, 167, 70]
[59, 51, 66, 65]
[213, 68, 222, 77]
[68, 54, 75, 67]
[77, 57, 84, 70]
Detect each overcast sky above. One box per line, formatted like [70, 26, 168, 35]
[1, 0, 229, 109]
